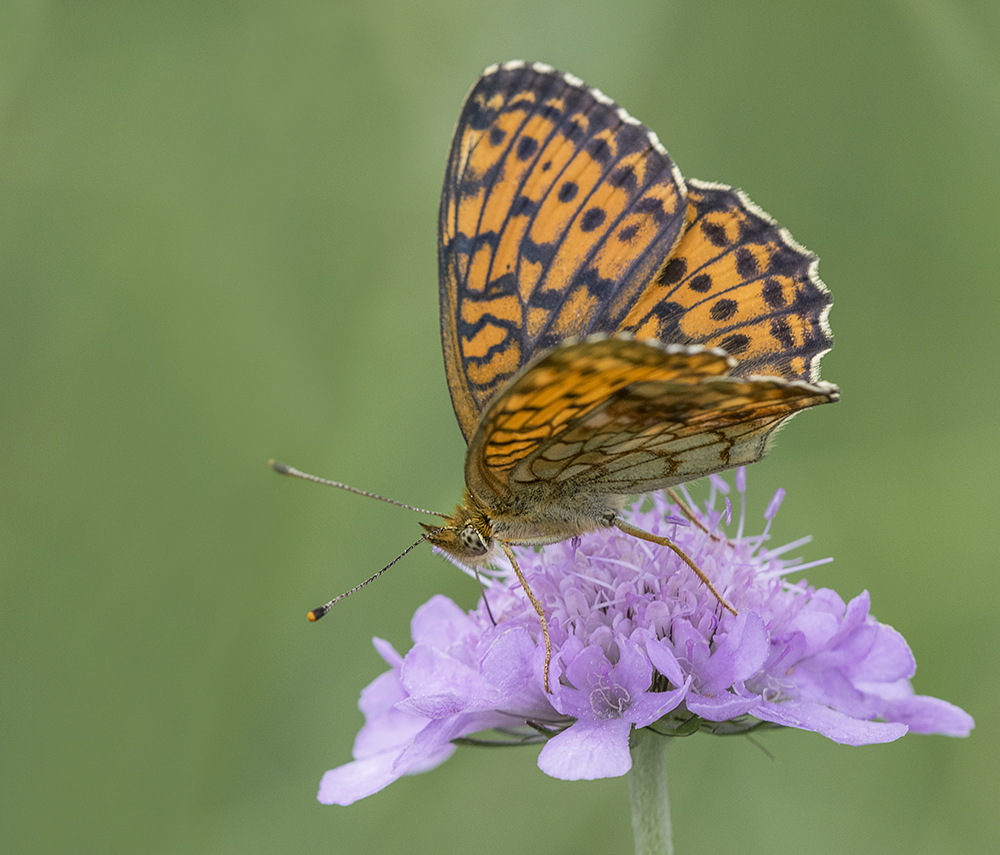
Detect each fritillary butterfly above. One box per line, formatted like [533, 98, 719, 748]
[282, 62, 839, 692]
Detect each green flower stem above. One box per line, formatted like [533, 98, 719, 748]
[628, 729, 673, 855]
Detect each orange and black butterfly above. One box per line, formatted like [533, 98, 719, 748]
[275, 62, 838, 690]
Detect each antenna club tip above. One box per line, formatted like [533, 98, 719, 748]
[307, 606, 328, 622]
[270, 459, 291, 475]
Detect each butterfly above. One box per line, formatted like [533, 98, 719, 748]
[278, 61, 838, 692]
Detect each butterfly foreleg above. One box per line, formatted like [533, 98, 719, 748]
[500, 541, 553, 694]
[613, 518, 738, 616]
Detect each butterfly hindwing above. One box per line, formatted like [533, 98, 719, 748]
[464, 335, 838, 503]
[511, 364, 839, 495]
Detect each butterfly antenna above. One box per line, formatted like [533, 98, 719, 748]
[307, 534, 429, 621]
[269, 459, 448, 518]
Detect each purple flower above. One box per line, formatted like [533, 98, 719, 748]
[318, 471, 974, 805]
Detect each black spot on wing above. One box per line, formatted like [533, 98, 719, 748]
[648, 300, 687, 341]
[580, 207, 607, 232]
[611, 164, 637, 191]
[573, 265, 617, 303]
[511, 195, 536, 216]
[521, 235, 557, 268]
[633, 196, 669, 224]
[517, 136, 539, 160]
[618, 223, 639, 243]
[588, 137, 612, 163]
[762, 277, 786, 308]
[735, 246, 758, 278]
[558, 181, 579, 203]
[710, 299, 738, 321]
[688, 273, 712, 293]
[718, 333, 750, 355]
[658, 257, 686, 285]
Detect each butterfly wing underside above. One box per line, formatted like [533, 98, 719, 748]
[465, 336, 839, 505]
[438, 62, 834, 442]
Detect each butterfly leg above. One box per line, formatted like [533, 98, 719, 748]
[500, 541, 553, 694]
[473, 566, 498, 626]
[613, 519, 738, 616]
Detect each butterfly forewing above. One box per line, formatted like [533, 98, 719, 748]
[439, 63, 688, 439]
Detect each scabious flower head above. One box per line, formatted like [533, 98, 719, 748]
[318, 470, 974, 805]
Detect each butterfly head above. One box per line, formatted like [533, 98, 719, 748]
[421, 492, 495, 564]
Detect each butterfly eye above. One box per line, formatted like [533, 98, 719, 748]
[460, 525, 488, 556]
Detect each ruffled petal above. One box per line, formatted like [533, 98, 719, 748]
[755, 699, 908, 745]
[538, 719, 634, 779]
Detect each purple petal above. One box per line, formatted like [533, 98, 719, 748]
[353, 703, 427, 760]
[856, 679, 975, 736]
[756, 699, 908, 745]
[351, 669, 428, 761]
[687, 691, 760, 721]
[410, 595, 476, 647]
[551, 646, 620, 721]
[393, 716, 480, 774]
[889, 694, 974, 736]
[397, 644, 502, 717]
[697, 610, 768, 695]
[644, 636, 685, 686]
[357, 668, 406, 723]
[317, 732, 456, 807]
[537, 719, 634, 779]
[372, 636, 403, 669]
[846, 622, 915, 683]
[318, 753, 405, 806]
[479, 627, 552, 715]
[627, 679, 691, 727]
[615, 637, 656, 696]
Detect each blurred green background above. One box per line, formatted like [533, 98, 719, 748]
[2, 1, 995, 852]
